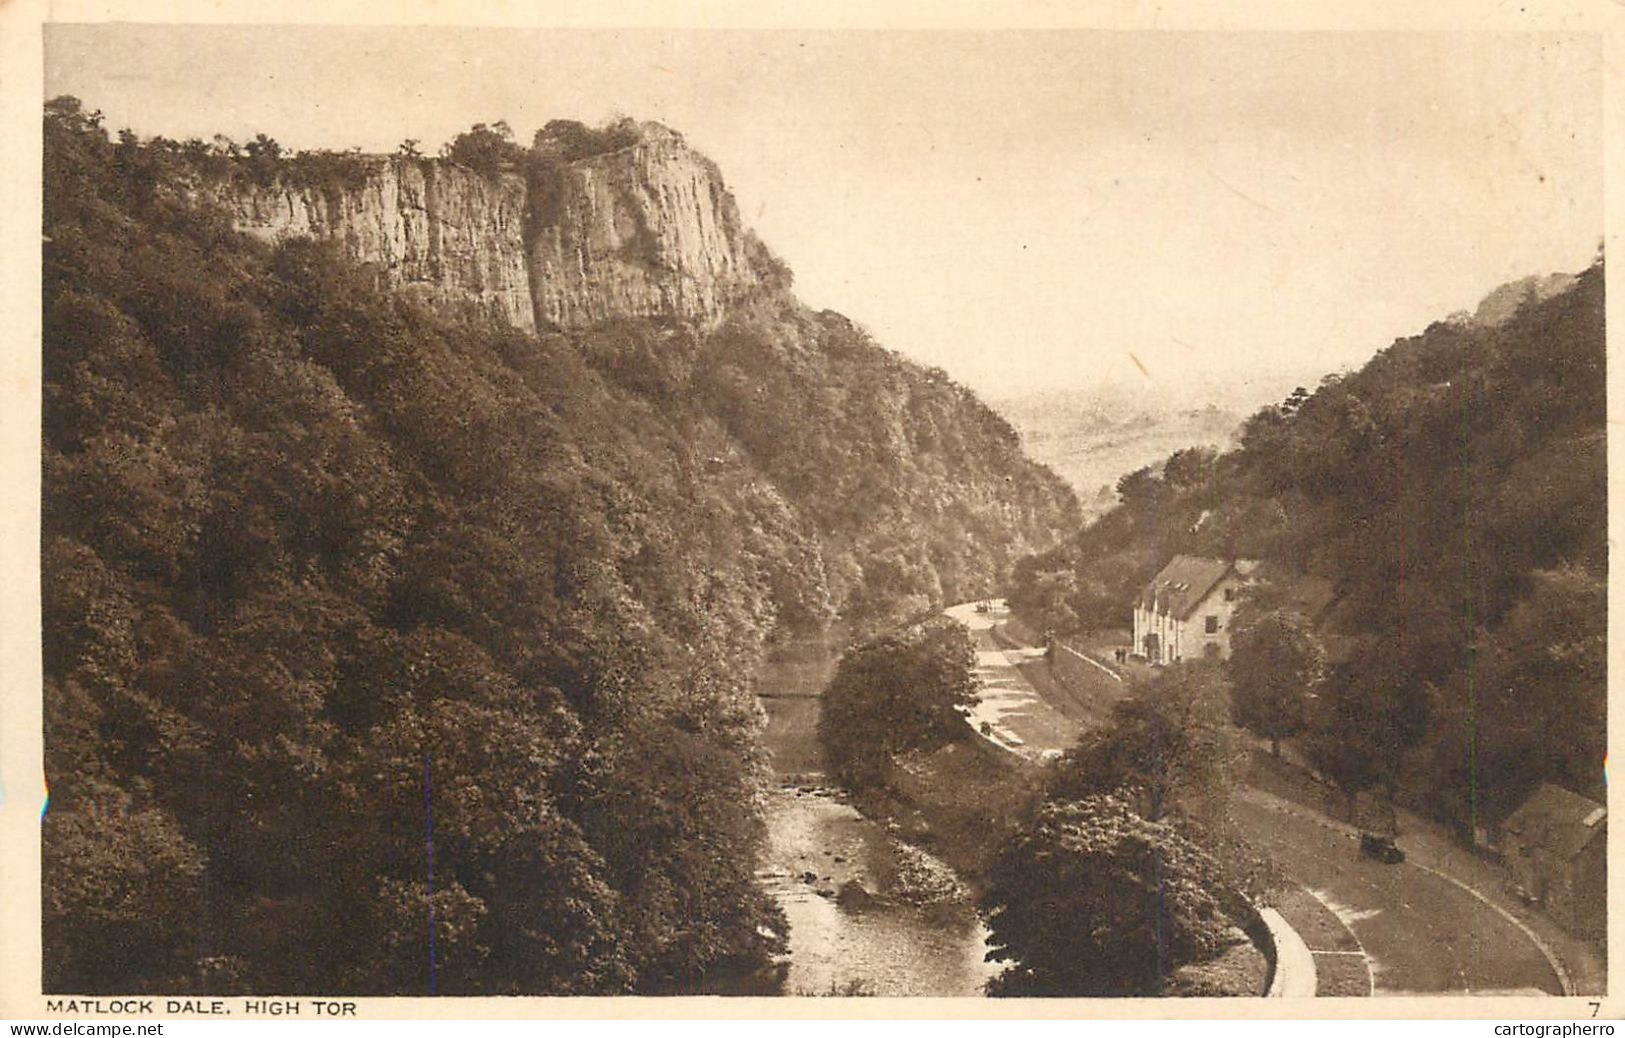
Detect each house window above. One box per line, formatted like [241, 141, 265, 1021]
[1205, 615, 1219, 634]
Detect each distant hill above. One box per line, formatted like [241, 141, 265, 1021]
[996, 266, 1591, 522]
[991, 389, 1241, 520]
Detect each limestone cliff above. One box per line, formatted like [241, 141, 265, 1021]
[211, 159, 534, 331]
[204, 123, 783, 334]
[526, 125, 782, 328]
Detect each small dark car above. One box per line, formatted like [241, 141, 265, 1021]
[1359, 832, 1406, 864]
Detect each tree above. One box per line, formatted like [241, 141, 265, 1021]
[534, 118, 642, 161]
[45, 95, 104, 135]
[1013, 566, 1080, 634]
[1301, 644, 1427, 814]
[42, 778, 205, 992]
[1050, 660, 1235, 822]
[1280, 385, 1311, 416]
[1482, 566, 1606, 799]
[1162, 446, 1218, 490]
[1226, 608, 1324, 756]
[244, 133, 282, 163]
[1420, 565, 1606, 834]
[982, 795, 1232, 996]
[818, 617, 979, 788]
[442, 121, 524, 174]
[1115, 465, 1167, 513]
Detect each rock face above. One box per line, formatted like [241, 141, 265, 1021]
[211, 159, 534, 331]
[527, 126, 778, 328]
[204, 124, 781, 334]
[1447, 271, 1581, 330]
[1471, 272, 1579, 328]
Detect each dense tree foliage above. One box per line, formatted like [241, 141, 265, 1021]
[1226, 609, 1324, 757]
[983, 664, 1268, 996]
[687, 309, 1076, 625]
[533, 118, 644, 161]
[41, 98, 1077, 994]
[1008, 254, 1605, 832]
[1049, 661, 1237, 823]
[982, 795, 1233, 996]
[817, 618, 979, 788]
[441, 121, 527, 174]
[1420, 565, 1606, 831]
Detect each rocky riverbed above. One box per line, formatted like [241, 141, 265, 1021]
[756, 783, 996, 996]
[754, 637, 996, 997]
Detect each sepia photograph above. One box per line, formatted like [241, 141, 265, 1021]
[2, 2, 1614, 1018]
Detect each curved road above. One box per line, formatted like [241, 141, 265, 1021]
[950, 601, 1567, 997]
[1235, 792, 1562, 994]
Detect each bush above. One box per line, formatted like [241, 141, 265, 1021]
[534, 118, 644, 162]
[441, 121, 526, 175]
[983, 795, 1232, 996]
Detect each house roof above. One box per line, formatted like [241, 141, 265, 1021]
[1502, 783, 1606, 861]
[1139, 555, 1235, 619]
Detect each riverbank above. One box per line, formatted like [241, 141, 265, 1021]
[846, 717, 1272, 998]
[754, 611, 1273, 998]
[847, 737, 1046, 882]
[831, 604, 1270, 996]
[756, 785, 995, 996]
[754, 638, 996, 996]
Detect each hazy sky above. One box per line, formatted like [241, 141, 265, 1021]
[45, 26, 1602, 407]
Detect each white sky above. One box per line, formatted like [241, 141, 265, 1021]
[44, 26, 1602, 407]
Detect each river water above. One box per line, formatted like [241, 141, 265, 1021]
[754, 642, 998, 997]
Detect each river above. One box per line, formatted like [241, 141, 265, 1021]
[754, 640, 998, 997]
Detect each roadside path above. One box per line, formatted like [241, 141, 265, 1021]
[942, 601, 1080, 761]
[1054, 642, 1124, 683]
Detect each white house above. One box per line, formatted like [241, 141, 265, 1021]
[1132, 555, 1259, 665]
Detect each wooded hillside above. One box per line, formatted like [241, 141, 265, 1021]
[1009, 260, 1605, 833]
[40, 98, 1077, 994]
